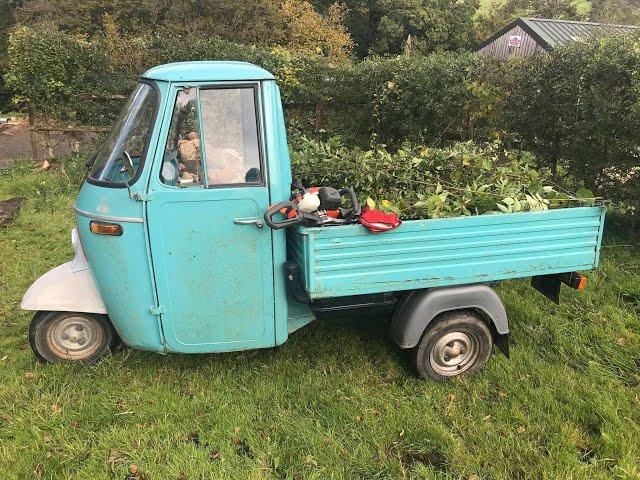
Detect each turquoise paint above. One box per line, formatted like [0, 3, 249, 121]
[262, 82, 296, 346]
[75, 212, 163, 350]
[146, 83, 276, 351]
[290, 206, 606, 299]
[286, 295, 316, 334]
[74, 80, 171, 351]
[143, 61, 274, 83]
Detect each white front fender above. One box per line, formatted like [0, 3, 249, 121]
[21, 229, 107, 314]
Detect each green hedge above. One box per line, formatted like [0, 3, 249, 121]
[501, 39, 640, 214]
[3, 27, 497, 142]
[4, 27, 640, 211]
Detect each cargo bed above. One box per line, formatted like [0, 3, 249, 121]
[288, 206, 606, 300]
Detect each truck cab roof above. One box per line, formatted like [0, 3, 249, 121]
[142, 61, 275, 82]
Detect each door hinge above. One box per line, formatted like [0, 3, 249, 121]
[149, 305, 164, 315]
[130, 191, 151, 202]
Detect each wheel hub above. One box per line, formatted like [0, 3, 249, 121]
[45, 315, 103, 360]
[429, 331, 480, 377]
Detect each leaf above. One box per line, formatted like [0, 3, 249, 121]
[496, 203, 510, 213]
[107, 448, 121, 472]
[576, 188, 594, 199]
[513, 199, 523, 212]
[576, 188, 595, 206]
[366, 197, 376, 209]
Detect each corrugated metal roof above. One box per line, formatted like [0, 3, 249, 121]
[520, 18, 638, 48]
[476, 18, 639, 52]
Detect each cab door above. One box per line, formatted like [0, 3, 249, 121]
[147, 83, 275, 352]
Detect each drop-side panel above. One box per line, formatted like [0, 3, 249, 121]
[288, 206, 605, 299]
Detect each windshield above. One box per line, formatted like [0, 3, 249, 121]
[89, 83, 158, 185]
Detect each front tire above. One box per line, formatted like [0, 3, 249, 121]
[29, 311, 114, 363]
[414, 310, 492, 382]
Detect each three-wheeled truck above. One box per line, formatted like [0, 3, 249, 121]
[21, 62, 606, 381]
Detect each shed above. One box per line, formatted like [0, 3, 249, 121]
[476, 17, 639, 60]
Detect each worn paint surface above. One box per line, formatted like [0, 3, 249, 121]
[291, 206, 606, 300]
[73, 80, 170, 351]
[74, 67, 301, 354]
[144, 80, 282, 353]
[75, 212, 163, 350]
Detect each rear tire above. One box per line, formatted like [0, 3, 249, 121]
[29, 311, 114, 363]
[414, 310, 492, 382]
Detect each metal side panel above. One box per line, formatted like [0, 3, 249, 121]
[289, 206, 606, 299]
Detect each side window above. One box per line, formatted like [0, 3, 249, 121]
[200, 88, 262, 186]
[160, 88, 204, 187]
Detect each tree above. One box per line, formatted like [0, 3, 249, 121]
[279, 0, 352, 60]
[310, 0, 478, 57]
[476, 0, 582, 41]
[9, 0, 354, 60]
[590, 0, 640, 25]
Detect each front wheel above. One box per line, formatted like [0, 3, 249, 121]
[29, 311, 114, 363]
[414, 310, 492, 382]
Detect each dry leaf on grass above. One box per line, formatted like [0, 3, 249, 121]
[107, 448, 122, 472]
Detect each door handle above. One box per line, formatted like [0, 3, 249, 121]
[233, 217, 264, 229]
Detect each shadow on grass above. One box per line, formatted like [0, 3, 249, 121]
[96, 311, 411, 380]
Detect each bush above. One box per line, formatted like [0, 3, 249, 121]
[367, 53, 506, 145]
[501, 35, 640, 212]
[4, 26, 119, 123]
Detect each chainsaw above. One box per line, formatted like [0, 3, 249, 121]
[264, 184, 361, 230]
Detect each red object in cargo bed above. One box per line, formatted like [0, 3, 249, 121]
[359, 206, 402, 233]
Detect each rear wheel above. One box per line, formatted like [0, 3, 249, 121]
[29, 311, 114, 363]
[414, 310, 492, 382]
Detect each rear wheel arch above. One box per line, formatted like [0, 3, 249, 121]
[390, 285, 509, 355]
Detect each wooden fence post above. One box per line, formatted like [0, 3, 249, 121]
[28, 106, 39, 162]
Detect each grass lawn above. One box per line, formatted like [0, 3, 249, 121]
[0, 159, 638, 479]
